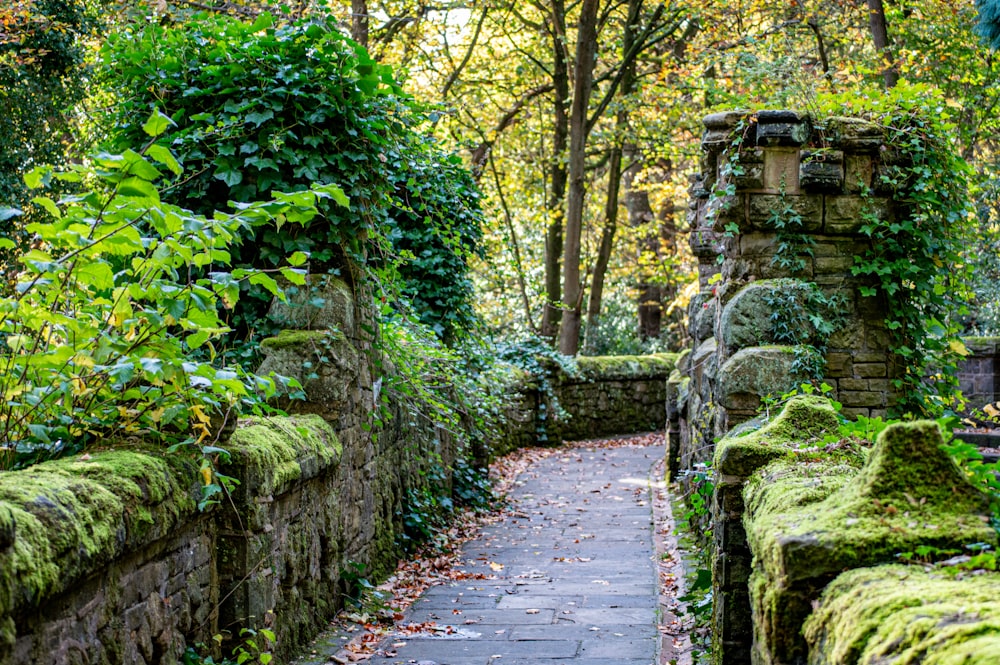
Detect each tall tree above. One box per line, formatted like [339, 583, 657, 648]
[558, 0, 600, 355]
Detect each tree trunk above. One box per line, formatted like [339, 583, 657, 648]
[558, 0, 601, 356]
[584, 0, 643, 352]
[866, 0, 898, 88]
[583, 143, 623, 353]
[351, 0, 369, 47]
[541, 0, 570, 340]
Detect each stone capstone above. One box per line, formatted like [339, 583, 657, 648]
[716, 345, 808, 411]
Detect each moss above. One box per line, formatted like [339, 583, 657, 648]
[0, 449, 197, 617]
[746, 420, 995, 585]
[714, 395, 841, 476]
[804, 564, 1000, 665]
[260, 329, 346, 351]
[575, 352, 678, 381]
[228, 415, 342, 496]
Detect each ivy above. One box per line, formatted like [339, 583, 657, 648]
[99, 11, 483, 350]
[0, 112, 342, 473]
[815, 83, 975, 415]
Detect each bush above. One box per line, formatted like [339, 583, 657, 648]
[99, 11, 483, 347]
[0, 112, 339, 471]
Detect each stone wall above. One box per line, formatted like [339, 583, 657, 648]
[958, 336, 1000, 409]
[494, 353, 677, 454]
[0, 271, 676, 664]
[674, 109, 903, 476]
[710, 396, 998, 664]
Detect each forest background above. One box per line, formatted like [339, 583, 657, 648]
[4, 0, 1000, 359]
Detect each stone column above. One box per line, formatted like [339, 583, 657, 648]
[676, 109, 906, 664]
[679, 110, 901, 468]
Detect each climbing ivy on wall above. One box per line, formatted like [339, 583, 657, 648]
[100, 12, 483, 348]
[815, 84, 975, 415]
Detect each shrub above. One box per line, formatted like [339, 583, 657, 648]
[99, 11, 483, 347]
[0, 111, 342, 470]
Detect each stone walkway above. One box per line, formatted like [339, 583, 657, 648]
[361, 442, 667, 665]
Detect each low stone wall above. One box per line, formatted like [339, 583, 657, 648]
[710, 396, 999, 664]
[959, 336, 1000, 409]
[494, 353, 677, 454]
[0, 270, 675, 663]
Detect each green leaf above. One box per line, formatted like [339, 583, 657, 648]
[0, 207, 23, 223]
[147, 144, 183, 176]
[248, 272, 282, 298]
[287, 251, 308, 267]
[118, 177, 161, 202]
[75, 262, 115, 291]
[213, 166, 243, 187]
[187, 330, 211, 349]
[142, 109, 176, 138]
[245, 109, 274, 127]
[249, 12, 274, 32]
[279, 267, 307, 285]
[31, 197, 61, 219]
[0, 238, 15, 250]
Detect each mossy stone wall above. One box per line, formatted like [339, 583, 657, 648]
[493, 353, 677, 454]
[711, 397, 997, 665]
[1, 273, 675, 664]
[674, 110, 903, 482]
[958, 336, 1000, 408]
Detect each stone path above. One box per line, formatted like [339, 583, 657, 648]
[363, 443, 665, 665]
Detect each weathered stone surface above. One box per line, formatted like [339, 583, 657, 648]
[755, 111, 811, 147]
[747, 194, 822, 232]
[804, 565, 1000, 665]
[716, 346, 809, 411]
[822, 116, 882, 152]
[720, 279, 812, 352]
[799, 150, 843, 191]
[268, 275, 355, 332]
[763, 149, 800, 193]
[743, 421, 995, 665]
[257, 330, 362, 422]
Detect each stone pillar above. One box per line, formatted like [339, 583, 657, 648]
[679, 110, 902, 469]
[675, 110, 905, 664]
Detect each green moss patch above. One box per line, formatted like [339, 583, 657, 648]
[575, 353, 678, 381]
[0, 449, 197, 617]
[714, 395, 842, 476]
[746, 420, 995, 585]
[227, 415, 342, 497]
[260, 329, 346, 351]
[805, 564, 1000, 665]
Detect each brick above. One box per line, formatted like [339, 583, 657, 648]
[814, 256, 855, 273]
[826, 353, 853, 376]
[853, 351, 886, 363]
[845, 154, 873, 192]
[839, 390, 884, 407]
[748, 193, 822, 232]
[868, 379, 889, 392]
[855, 363, 887, 378]
[840, 407, 871, 420]
[838, 378, 869, 391]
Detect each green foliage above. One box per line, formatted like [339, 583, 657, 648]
[762, 282, 846, 379]
[99, 11, 483, 348]
[814, 84, 975, 415]
[0, 113, 338, 472]
[579, 294, 676, 356]
[0, 0, 100, 272]
[184, 625, 276, 665]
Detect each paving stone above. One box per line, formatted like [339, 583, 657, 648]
[302, 444, 662, 665]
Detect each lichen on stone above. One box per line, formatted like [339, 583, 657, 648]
[227, 415, 343, 497]
[574, 353, 677, 381]
[746, 419, 995, 590]
[260, 329, 346, 351]
[804, 564, 1000, 665]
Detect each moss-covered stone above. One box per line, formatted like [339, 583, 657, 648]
[574, 352, 677, 381]
[743, 420, 996, 665]
[0, 449, 197, 619]
[227, 415, 342, 500]
[267, 275, 354, 332]
[716, 345, 811, 411]
[257, 330, 362, 421]
[804, 564, 1000, 665]
[720, 278, 812, 352]
[714, 395, 841, 476]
